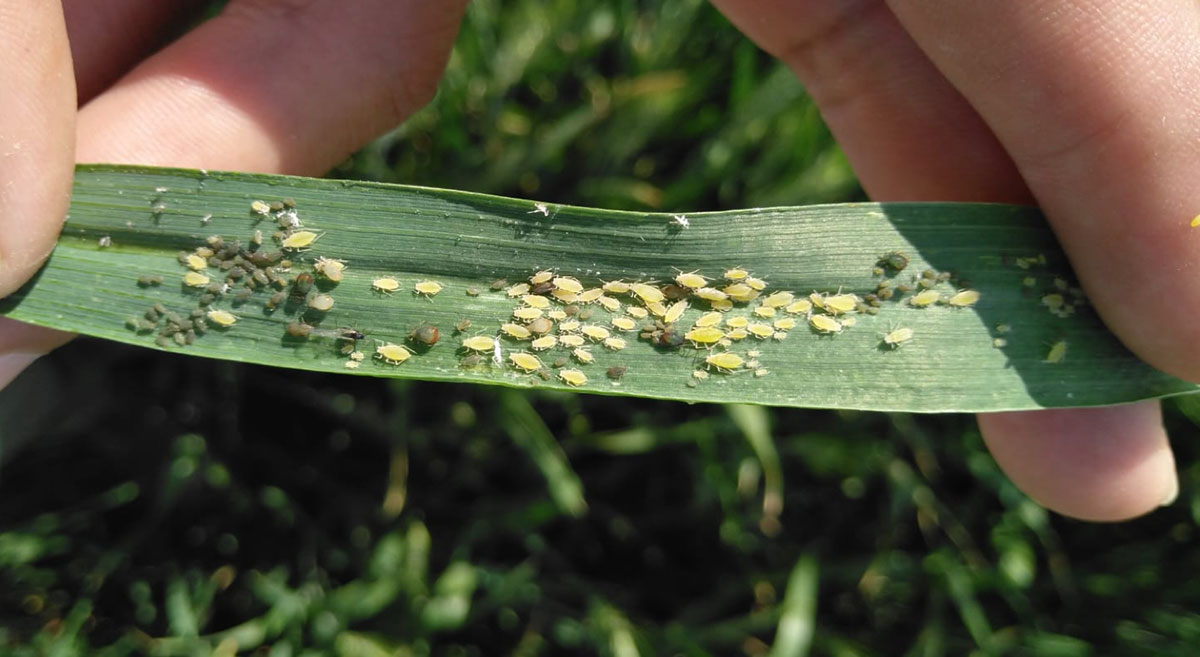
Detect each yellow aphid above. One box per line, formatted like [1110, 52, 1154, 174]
[559, 319, 581, 332]
[375, 343, 413, 365]
[577, 288, 606, 304]
[773, 317, 796, 331]
[684, 326, 725, 346]
[723, 267, 749, 281]
[602, 279, 630, 294]
[551, 289, 578, 303]
[663, 300, 688, 324]
[882, 327, 914, 348]
[498, 323, 531, 340]
[183, 272, 211, 288]
[281, 230, 321, 250]
[530, 335, 558, 351]
[507, 282, 531, 297]
[522, 294, 551, 309]
[530, 270, 554, 285]
[626, 306, 649, 319]
[841, 317, 857, 328]
[726, 316, 749, 328]
[552, 276, 584, 294]
[752, 306, 776, 318]
[581, 325, 611, 341]
[744, 276, 767, 291]
[1041, 293, 1065, 310]
[675, 272, 708, 289]
[572, 348, 595, 364]
[705, 351, 744, 372]
[344, 360, 361, 370]
[747, 323, 774, 339]
[1022, 276, 1037, 287]
[823, 293, 859, 315]
[558, 368, 588, 386]
[1045, 339, 1068, 364]
[772, 331, 788, 341]
[784, 300, 813, 315]
[547, 309, 568, 321]
[250, 200, 271, 214]
[646, 302, 668, 317]
[809, 292, 826, 310]
[509, 351, 543, 372]
[314, 257, 347, 282]
[695, 312, 723, 328]
[308, 294, 335, 312]
[597, 296, 621, 312]
[1192, 214, 1200, 228]
[603, 336, 627, 350]
[185, 254, 208, 271]
[414, 280, 443, 297]
[693, 287, 728, 302]
[723, 284, 758, 303]
[206, 309, 237, 327]
[559, 334, 586, 348]
[908, 289, 941, 308]
[629, 282, 665, 304]
[194, 247, 215, 258]
[726, 328, 749, 341]
[373, 277, 401, 293]
[946, 289, 981, 308]
[993, 338, 1008, 348]
[762, 291, 794, 308]
[462, 335, 498, 352]
[513, 307, 544, 322]
[611, 316, 637, 331]
[809, 314, 843, 333]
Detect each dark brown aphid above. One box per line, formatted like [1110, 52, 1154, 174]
[152, 302, 167, 316]
[564, 304, 580, 317]
[409, 323, 440, 346]
[173, 332, 188, 346]
[536, 369, 551, 381]
[286, 321, 313, 338]
[218, 259, 235, 271]
[651, 328, 684, 349]
[864, 293, 880, 307]
[206, 235, 224, 250]
[206, 283, 225, 295]
[878, 251, 909, 272]
[877, 288, 894, 301]
[159, 323, 179, 337]
[234, 288, 254, 304]
[283, 198, 296, 209]
[490, 278, 508, 291]
[155, 335, 172, 348]
[553, 356, 569, 368]
[290, 273, 314, 299]
[164, 312, 184, 327]
[266, 291, 287, 310]
[144, 307, 160, 322]
[460, 354, 482, 368]
[184, 330, 197, 345]
[198, 293, 216, 306]
[137, 275, 163, 287]
[269, 201, 285, 212]
[252, 270, 270, 287]
[661, 284, 688, 301]
[606, 366, 628, 380]
[226, 266, 246, 280]
[192, 319, 208, 334]
[246, 250, 283, 268]
[530, 281, 555, 295]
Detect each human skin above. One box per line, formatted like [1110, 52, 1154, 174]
[0, 1, 1189, 521]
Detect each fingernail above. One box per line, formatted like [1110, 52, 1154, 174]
[0, 351, 43, 390]
[1161, 472, 1180, 507]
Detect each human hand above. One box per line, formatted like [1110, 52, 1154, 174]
[712, 0, 1195, 520]
[0, 0, 468, 386]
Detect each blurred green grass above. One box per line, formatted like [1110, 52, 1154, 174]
[3, 1, 1200, 655]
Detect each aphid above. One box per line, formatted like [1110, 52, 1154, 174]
[784, 300, 812, 315]
[841, 317, 857, 328]
[684, 326, 725, 346]
[137, 275, 163, 287]
[513, 306, 544, 321]
[823, 293, 859, 315]
[172, 331, 187, 346]
[693, 287, 728, 303]
[290, 272, 314, 297]
[347, 350, 366, 362]
[462, 335, 498, 352]
[601, 280, 629, 295]
[504, 282, 531, 298]
[500, 323, 532, 340]
[530, 335, 558, 351]
[629, 282, 665, 304]
[752, 306, 776, 318]
[373, 277, 401, 294]
[551, 289, 578, 304]
[694, 311, 723, 328]
[993, 338, 1008, 348]
[723, 268, 749, 281]
[723, 283, 757, 302]
[876, 288, 895, 301]
[286, 321, 313, 338]
[725, 316, 749, 329]
[414, 280, 443, 297]
[206, 309, 238, 327]
[143, 305, 161, 323]
[744, 276, 767, 291]
[556, 320, 580, 334]
[626, 306, 649, 319]
[454, 318, 473, 333]
[558, 368, 588, 386]
[663, 300, 688, 324]
[773, 317, 796, 331]
[521, 294, 551, 309]
[552, 357, 569, 368]
[747, 323, 775, 339]
[533, 283, 555, 298]
[183, 272, 211, 288]
[581, 325, 611, 341]
[575, 288, 604, 304]
[490, 278, 509, 291]
[306, 294, 335, 312]
[872, 266, 885, 276]
[547, 309, 568, 321]
[946, 289, 981, 308]
[606, 366, 628, 380]
[808, 292, 826, 310]
[409, 323, 440, 346]
[675, 271, 708, 289]
[809, 314, 843, 334]
[572, 348, 595, 364]
[918, 277, 936, 289]
[671, 214, 689, 229]
[265, 291, 287, 310]
[705, 352, 744, 373]
[1045, 339, 1068, 364]
[250, 200, 271, 215]
[878, 251, 909, 272]
[375, 343, 414, 365]
[603, 336, 627, 351]
[995, 323, 1011, 334]
[527, 317, 554, 335]
[234, 287, 254, 304]
[559, 334, 586, 348]
[465, 287, 480, 297]
[314, 257, 347, 282]
[651, 328, 685, 349]
[896, 283, 914, 294]
[597, 296, 621, 312]
[611, 316, 637, 331]
[646, 302, 668, 317]
[552, 276, 584, 294]
[908, 289, 941, 308]
[762, 291, 794, 308]
[226, 266, 247, 280]
[509, 351, 543, 372]
[344, 360, 361, 370]
[725, 328, 749, 341]
[281, 230, 321, 250]
[184, 253, 207, 271]
[530, 270, 554, 285]
[250, 270, 270, 287]
[1041, 293, 1065, 310]
[882, 327, 914, 349]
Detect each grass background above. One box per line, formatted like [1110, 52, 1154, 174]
[3, 0, 1200, 654]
